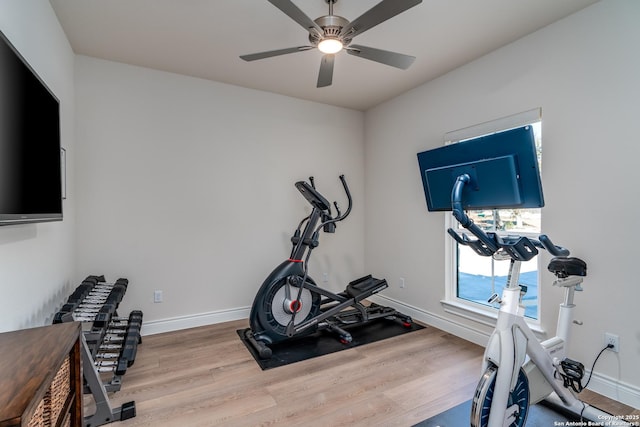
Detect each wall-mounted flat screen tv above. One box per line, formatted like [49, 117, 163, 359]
[0, 30, 62, 225]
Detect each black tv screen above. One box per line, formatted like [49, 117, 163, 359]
[0, 30, 62, 225]
[417, 126, 544, 212]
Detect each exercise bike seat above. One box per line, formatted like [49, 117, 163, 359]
[548, 257, 587, 278]
[346, 275, 388, 299]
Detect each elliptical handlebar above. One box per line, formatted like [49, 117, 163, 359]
[334, 175, 353, 222]
[314, 175, 352, 235]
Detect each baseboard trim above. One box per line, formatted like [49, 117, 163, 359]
[369, 294, 640, 410]
[141, 306, 250, 336]
[585, 370, 640, 410]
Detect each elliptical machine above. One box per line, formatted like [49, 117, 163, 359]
[244, 175, 412, 359]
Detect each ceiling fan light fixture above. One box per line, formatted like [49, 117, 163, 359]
[241, 0, 423, 87]
[318, 38, 343, 54]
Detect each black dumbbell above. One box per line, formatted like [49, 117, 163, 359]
[82, 276, 100, 286]
[93, 303, 117, 327]
[86, 274, 106, 283]
[106, 284, 127, 305]
[115, 278, 129, 288]
[67, 283, 94, 303]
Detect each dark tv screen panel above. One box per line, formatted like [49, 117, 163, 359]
[0, 30, 62, 224]
[417, 126, 544, 212]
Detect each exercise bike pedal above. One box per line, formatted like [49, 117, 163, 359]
[561, 358, 584, 378]
[559, 357, 585, 393]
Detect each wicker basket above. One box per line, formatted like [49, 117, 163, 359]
[27, 397, 46, 427]
[49, 356, 71, 424]
[28, 355, 71, 427]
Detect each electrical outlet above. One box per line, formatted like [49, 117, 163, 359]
[154, 290, 163, 303]
[399, 277, 405, 289]
[322, 272, 329, 283]
[605, 332, 619, 353]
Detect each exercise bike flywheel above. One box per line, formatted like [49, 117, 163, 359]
[471, 363, 530, 427]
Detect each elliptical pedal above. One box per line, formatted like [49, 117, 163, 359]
[345, 275, 388, 299]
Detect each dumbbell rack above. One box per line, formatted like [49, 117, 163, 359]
[54, 275, 143, 427]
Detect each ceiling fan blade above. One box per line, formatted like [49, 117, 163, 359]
[347, 45, 415, 69]
[317, 54, 335, 88]
[268, 0, 323, 37]
[340, 0, 422, 38]
[240, 46, 314, 61]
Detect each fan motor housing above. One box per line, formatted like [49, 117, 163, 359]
[309, 15, 352, 47]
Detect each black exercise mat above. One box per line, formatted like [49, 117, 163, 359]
[413, 399, 587, 427]
[238, 318, 424, 370]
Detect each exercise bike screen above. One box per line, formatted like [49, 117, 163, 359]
[416, 126, 544, 212]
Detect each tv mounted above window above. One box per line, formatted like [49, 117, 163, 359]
[416, 125, 544, 212]
[0, 30, 63, 225]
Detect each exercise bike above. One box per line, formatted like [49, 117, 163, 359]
[244, 175, 412, 359]
[447, 175, 632, 427]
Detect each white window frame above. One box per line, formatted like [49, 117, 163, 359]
[439, 108, 546, 334]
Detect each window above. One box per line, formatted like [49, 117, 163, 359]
[445, 113, 542, 320]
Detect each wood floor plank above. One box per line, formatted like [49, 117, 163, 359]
[98, 319, 638, 426]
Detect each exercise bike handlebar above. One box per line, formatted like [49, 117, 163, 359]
[449, 174, 570, 259]
[538, 234, 570, 257]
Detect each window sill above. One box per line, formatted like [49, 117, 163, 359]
[441, 299, 546, 337]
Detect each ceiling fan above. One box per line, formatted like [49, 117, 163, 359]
[240, 0, 422, 88]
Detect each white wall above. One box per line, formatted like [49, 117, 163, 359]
[364, 0, 640, 407]
[74, 56, 365, 333]
[0, 1, 76, 332]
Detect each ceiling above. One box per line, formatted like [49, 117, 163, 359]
[49, 0, 598, 111]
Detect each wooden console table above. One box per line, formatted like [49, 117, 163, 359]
[0, 322, 82, 427]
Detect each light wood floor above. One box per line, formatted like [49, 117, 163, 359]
[100, 319, 639, 427]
